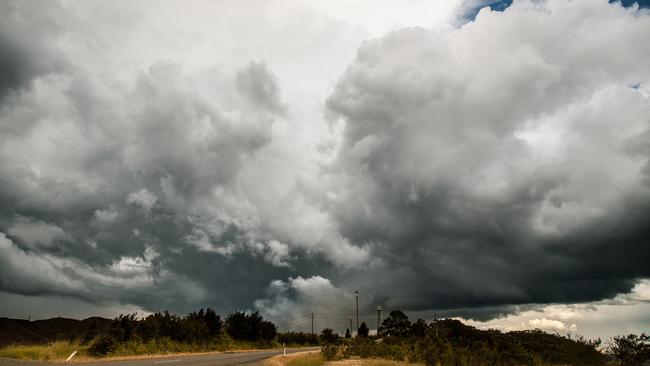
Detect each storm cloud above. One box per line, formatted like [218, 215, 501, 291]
[0, 0, 649, 337]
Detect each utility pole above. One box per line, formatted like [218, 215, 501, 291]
[376, 306, 382, 331]
[355, 290, 359, 333]
[311, 313, 314, 335]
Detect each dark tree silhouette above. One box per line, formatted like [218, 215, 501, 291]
[378, 310, 410, 337]
[608, 333, 650, 366]
[320, 328, 339, 344]
[410, 318, 427, 338]
[358, 322, 369, 337]
[345, 328, 351, 338]
[225, 311, 275, 341]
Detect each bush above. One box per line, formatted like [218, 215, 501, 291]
[608, 333, 650, 366]
[322, 344, 342, 361]
[320, 328, 339, 344]
[88, 335, 117, 356]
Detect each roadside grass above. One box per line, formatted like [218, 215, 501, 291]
[288, 353, 325, 366]
[265, 351, 323, 366]
[0, 339, 284, 361]
[324, 357, 422, 366]
[0, 341, 80, 361]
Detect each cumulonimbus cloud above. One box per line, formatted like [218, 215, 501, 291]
[0, 0, 649, 328]
[322, 0, 650, 311]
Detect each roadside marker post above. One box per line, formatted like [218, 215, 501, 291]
[283, 343, 286, 357]
[66, 351, 77, 361]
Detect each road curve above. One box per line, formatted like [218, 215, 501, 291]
[0, 347, 320, 366]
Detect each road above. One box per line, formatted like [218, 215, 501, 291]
[0, 348, 320, 366]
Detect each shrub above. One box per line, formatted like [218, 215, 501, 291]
[608, 333, 650, 366]
[88, 335, 117, 356]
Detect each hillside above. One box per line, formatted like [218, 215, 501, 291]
[0, 317, 112, 346]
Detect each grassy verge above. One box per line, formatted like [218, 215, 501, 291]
[0, 339, 279, 361]
[0, 341, 80, 361]
[324, 358, 422, 366]
[265, 351, 324, 366]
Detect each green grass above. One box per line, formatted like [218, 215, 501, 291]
[286, 353, 324, 366]
[0, 341, 81, 361]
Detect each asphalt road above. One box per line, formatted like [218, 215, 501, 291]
[0, 348, 320, 366]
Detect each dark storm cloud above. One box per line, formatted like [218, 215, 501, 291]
[0, 1, 66, 101]
[0, 0, 302, 313]
[322, 0, 650, 314]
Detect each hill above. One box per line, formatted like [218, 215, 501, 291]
[0, 317, 112, 346]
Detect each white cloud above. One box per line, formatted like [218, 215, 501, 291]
[126, 188, 158, 213]
[94, 205, 119, 223]
[255, 276, 353, 328]
[264, 240, 292, 268]
[461, 280, 650, 339]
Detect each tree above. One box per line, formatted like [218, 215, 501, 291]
[204, 308, 223, 336]
[225, 311, 249, 340]
[345, 328, 351, 338]
[225, 311, 272, 341]
[320, 328, 339, 344]
[358, 322, 369, 337]
[608, 333, 650, 366]
[260, 320, 277, 341]
[378, 310, 411, 337]
[410, 318, 427, 338]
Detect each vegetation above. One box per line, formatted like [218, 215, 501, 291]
[2, 307, 648, 366]
[320, 328, 340, 344]
[87, 308, 277, 357]
[285, 352, 324, 366]
[359, 323, 370, 338]
[277, 331, 319, 346]
[0, 341, 79, 361]
[323, 311, 626, 366]
[265, 351, 324, 366]
[607, 333, 650, 366]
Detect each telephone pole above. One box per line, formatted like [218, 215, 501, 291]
[311, 313, 314, 335]
[355, 290, 359, 333]
[376, 306, 382, 331]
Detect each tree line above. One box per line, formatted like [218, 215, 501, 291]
[89, 308, 277, 356]
[320, 310, 650, 366]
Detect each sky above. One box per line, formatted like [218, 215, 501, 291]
[0, 0, 649, 340]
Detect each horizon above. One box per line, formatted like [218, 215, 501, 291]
[1, 0, 649, 342]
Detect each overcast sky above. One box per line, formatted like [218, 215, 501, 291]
[1, 0, 649, 340]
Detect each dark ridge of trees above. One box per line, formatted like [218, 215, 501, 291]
[322, 311, 635, 366]
[0, 317, 112, 347]
[277, 331, 319, 346]
[224, 311, 276, 342]
[89, 308, 277, 356]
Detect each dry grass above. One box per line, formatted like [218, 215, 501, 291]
[0, 341, 80, 361]
[324, 357, 423, 366]
[266, 351, 324, 366]
[0, 341, 278, 362]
